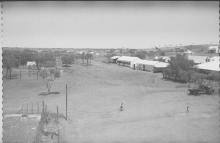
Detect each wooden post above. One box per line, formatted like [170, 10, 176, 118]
[66, 84, 68, 120]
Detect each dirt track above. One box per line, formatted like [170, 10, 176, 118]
[3, 61, 220, 143]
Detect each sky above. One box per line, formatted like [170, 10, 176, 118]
[2, 1, 219, 49]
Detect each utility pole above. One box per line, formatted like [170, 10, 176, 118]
[66, 84, 68, 120]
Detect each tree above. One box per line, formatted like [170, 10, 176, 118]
[135, 51, 146, 59]
[169, 54, 194, 72]
[61, 54, 75, 65]
[81, 52, 85, 64]
[2, 50, 19, 79]
[85, 53, 93, 65]
[40, 69, 52, 93]
[163, 54, 194, 82]
[40, 68, 61, 93]
[19, 49, 36, 65]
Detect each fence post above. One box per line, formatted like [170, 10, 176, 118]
[66, 84, 68, 120]
[42, 101, 45, 113]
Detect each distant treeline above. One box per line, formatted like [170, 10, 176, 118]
[2, 48, 93, 78]
[3, 48, 57, 69]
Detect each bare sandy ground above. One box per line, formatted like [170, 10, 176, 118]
[3, 61, 220, 143]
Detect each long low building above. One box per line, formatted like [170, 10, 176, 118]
[131, 60, 158, 72]
[132, 60, 169, 72]
[114, 56, 169, 72]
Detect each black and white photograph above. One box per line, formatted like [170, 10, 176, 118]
[1, 1, 220, 143]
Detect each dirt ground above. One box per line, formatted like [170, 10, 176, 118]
[3, 60, 220, 143]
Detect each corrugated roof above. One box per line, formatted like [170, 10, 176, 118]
[133, 59, 169, 68]
[117, 56, 141, 62]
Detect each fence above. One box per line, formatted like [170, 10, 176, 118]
[18, 102, 42, 115]
[31, 101, 66, 143]
[3, 67, 41, 80]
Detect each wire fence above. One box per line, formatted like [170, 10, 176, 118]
[3, 67, 41, 80]
[6, 100, 67, 143]
[32, 101, 66, 143]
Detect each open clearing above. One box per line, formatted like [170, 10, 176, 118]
[3, 60, 220, 143]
